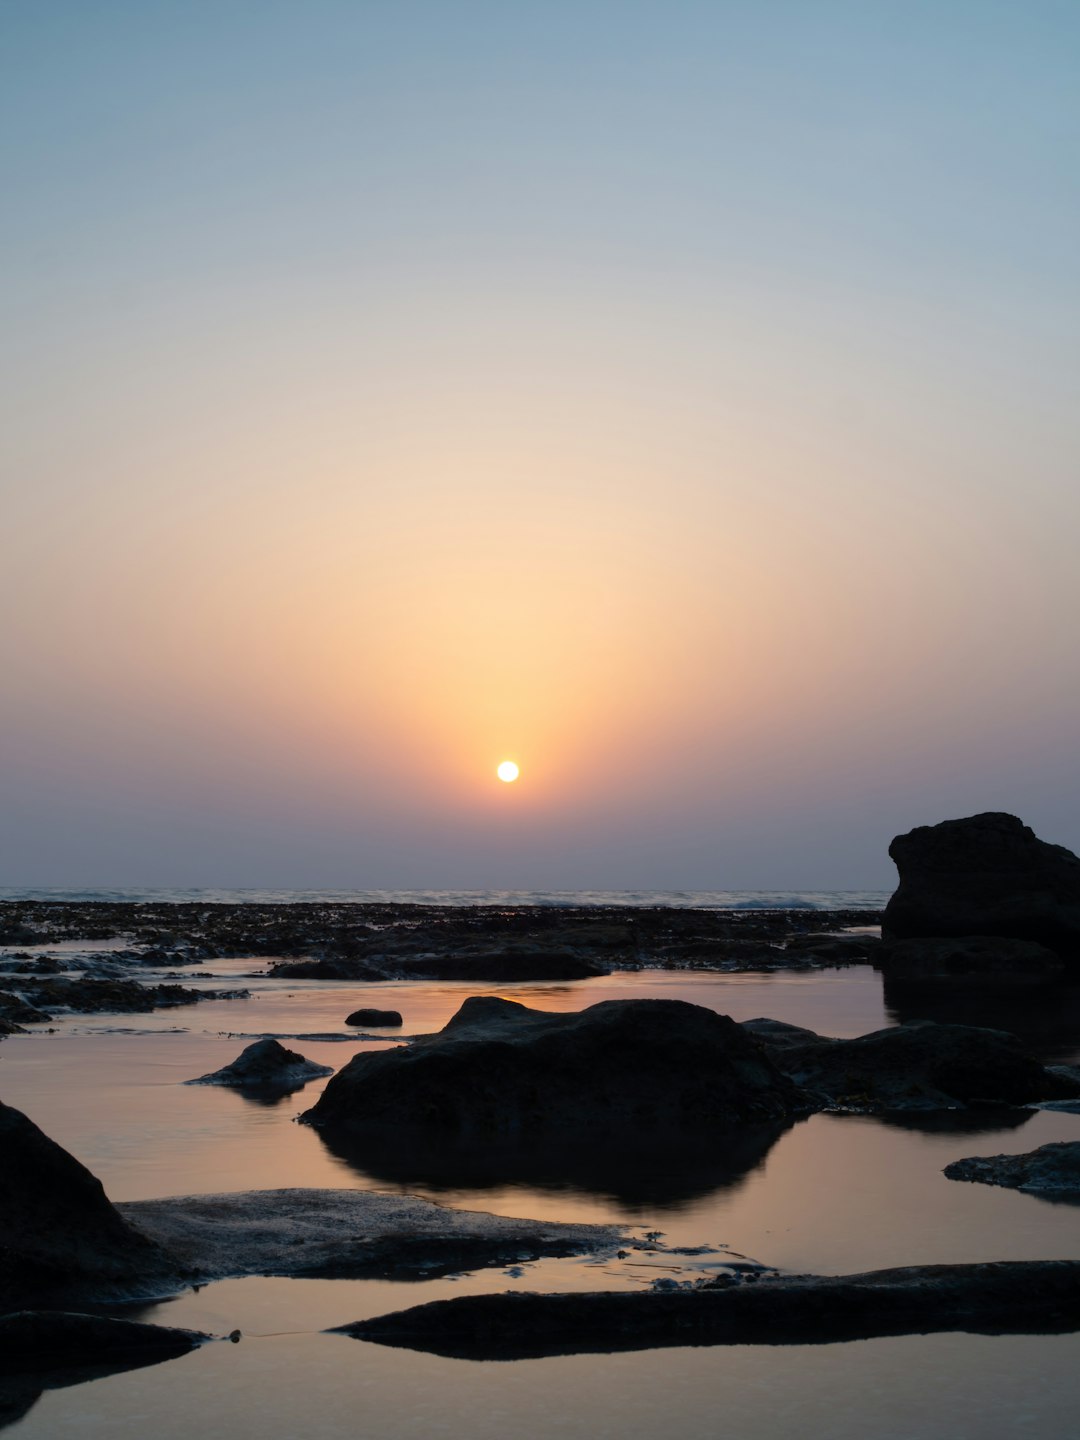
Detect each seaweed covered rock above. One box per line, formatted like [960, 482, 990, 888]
[883, 813, 1080, 951]
[303, 996, 801, 1138]
[0, 1103, 175, 1307]
[186, 1038, 333, 1090]
[744, 1018, 1080, 1111]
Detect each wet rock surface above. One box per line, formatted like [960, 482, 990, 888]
[186, 1038, 333, 1090]
[303, 996, 803, 1139]
[945, 1141, 1080, 1199]
[119, 1188, 624, 1282]
[743, 1017, 1080, 1111]
[9, 977, 248, 1016]
[0, 1103, 179, 1309]
[340, 1260, 1080, 1357]
[883, 812, 1080, 951]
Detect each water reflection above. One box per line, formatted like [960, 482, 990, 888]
[873, 1108, 1035, 1137]
[318, 1120, 796, 1211]
[882, 977, 1080, 1065]
[0, 1354, 185, 1435]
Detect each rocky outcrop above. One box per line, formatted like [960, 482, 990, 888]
[945, 1141, 1080, 1198]
[302, 996, 802, 1139]
[0, 1311, 209, 1371]
[0, 1102, 177, 1308]
[16, 977, 249, 1014]
[345, 1008, 402, 1027]
[742, 1017, 1080, 1111]
[883, 813, 1080, 951]
[877, 936, 1064, 985]
[186, 1038, 333, 1090]
[339, 1260, 1080, 1357]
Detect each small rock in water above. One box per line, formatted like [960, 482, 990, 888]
[345, 1008, 403, 1028]
[186, 1038, 333, 1090]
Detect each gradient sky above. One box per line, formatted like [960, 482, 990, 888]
[2, 1, 1078, 890]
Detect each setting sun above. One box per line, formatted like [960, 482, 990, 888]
[497, 760, 520, 783]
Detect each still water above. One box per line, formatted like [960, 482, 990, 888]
[3, 962, 1079, 1439]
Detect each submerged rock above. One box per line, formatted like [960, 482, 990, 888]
[0, 1102, 177, 1308]
[883, 812, 1080, 951]
[345, 1008, 403, 1027]
[339, 1260, 1080, 1357]
[743, 1017, 1079, 1111]
[302, 996, 801, 1139]
[186, 1038, 333, 1090]
[945, 1141, 1080, 1199]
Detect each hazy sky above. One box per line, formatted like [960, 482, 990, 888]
[2, 1, 1078, 890]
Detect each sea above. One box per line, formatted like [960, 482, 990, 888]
[2, 885, 1078, 1440]
[0, 887, 890, 909]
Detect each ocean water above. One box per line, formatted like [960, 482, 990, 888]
[0, 886, 890, 909]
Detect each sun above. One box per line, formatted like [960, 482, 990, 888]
[496, 760, 520, 783]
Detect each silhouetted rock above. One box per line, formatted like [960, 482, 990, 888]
[0, 1103, 176, 1308]
[744, 1018, 1080, 1111]
[345, 1008, 403, 1027]
[878, 936, 1064, 985]
[268, 959, 387, 980]
[338, 1260, 1080, 1357]
[303, 996, 802, 1140]
[945, 1141, 1080, 1199]
[186, 1038, 333, 1090]
[17, 977, 248, 1014]
[883, 812, 1080, 951]
[0, 1311, 208, 1371]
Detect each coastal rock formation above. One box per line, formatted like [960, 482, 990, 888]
[345, 1008, 403, 1027]
[186, 1038, 333, 1090]
[0, 1102, 176, 1308]
[339, 1260, 1080, 1357]
[302, 996, 802, 1139]
[945, 1141, 1080, 1198]
[0, 1311, 209, 1371]
[742, 1018, 1080, 1110]
[877, 936, 1065, 985]
[14, 977, 249, 1015]
[883, 812, 1080, 951]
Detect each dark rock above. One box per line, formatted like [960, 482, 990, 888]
[0, 1311, 208, 1372]
[883, 812, 1080, 951]
[268, 959, 387, 981]
[118, 1188, 623, 1282]
[0, 1102, 177, 1308]
[186, 1038, 333, 1090]
[18, 978, 248, 1014]
[302, 996, 802, 1139]
[393, 952, 609, 982]
[0, 991, 51, 1026]
[339, 1260, 1080, 1357]
[345, 1008, 403, 1027]
[746, 1018, 1080, 1111]
[945, 1141, 1080, 1199]
[878, 936, 1064, 985]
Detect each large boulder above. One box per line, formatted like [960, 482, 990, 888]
[877, 936, 1065, 986]
[0, 1102, 175, 1307]
[883, 813, 1080, 952]
[302, 996, 801, 1138]
[742, 1017, 1080, 1111]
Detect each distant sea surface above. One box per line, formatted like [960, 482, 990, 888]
[0, 886, 889, 909]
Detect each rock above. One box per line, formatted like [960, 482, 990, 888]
[393, 953, 610, 982]
[18, 977, 249, 1014]
[878, 936, 1064, 985]
[883, 812, 1080, 951]
[268, 959, 387, 981]
[945, 1141, 1080, 1198]
[338, 1259, 1080, 1357]
[0, 1102, 177, 1308]
[745, 1018, 1080, 1111]
[0, 1311, 208, 1371]
[0, 991, 51, 1025]
[118, 1188, 624, 1282]
[345, 1008, 403, 1027]
[302, 996, 802, 1139]
[186, 1038, 333, 1090]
